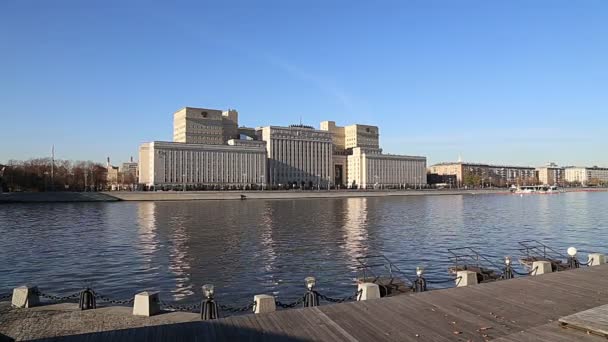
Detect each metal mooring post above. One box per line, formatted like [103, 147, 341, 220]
[303, 276, 319, 307]
[79, 288, 96, 310]
[201, 284, 218, 320]
[414, 267, 427, 292]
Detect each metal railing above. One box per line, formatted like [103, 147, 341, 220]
[355, 255, 414, 286]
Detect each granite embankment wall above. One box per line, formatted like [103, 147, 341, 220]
[2, 188, 604, 203]
[105, 189, 509, 201]
[0, 192, 119, 203]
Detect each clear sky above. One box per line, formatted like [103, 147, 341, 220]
[1, 0, 607, 166]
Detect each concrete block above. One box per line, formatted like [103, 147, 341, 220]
[357, 283, 380, 300]
[12, 286, 40, 308]
[588, 253, 606, 266]
[456, 271, 478, 287]
[132, 291, 160, 317]
[532, 261, 553, 275]
[253, 294, 276, 314]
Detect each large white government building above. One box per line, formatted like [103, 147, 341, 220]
[139, 106, 427, 189]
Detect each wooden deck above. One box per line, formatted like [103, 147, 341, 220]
[22, 264, 608, 341]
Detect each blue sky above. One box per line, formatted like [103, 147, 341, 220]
[1, 0, 607, 166]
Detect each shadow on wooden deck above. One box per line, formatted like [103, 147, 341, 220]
[32, 320, 312, 342]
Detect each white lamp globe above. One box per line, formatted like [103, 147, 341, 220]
[567, 247, 577, 257]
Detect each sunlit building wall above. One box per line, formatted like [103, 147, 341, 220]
[138, 140, 267, 187]
[347, 147, 427, 188]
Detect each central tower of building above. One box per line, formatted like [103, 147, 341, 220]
[256, 125, 333, 187]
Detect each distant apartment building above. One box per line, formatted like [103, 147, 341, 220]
[138, 140, 267, 188]
[564, 166, 608, 186]
[429, 162, 536, 186]
[256, 125, 333, 187]
[173, 107, 239, 144]
[536, 163, 564, 185]
[120, 156, 139, 178]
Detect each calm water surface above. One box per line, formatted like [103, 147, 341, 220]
[1, 192, 607, 307]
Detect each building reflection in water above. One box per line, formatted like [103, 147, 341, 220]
[165, 208, 194, 300]
[341, 198, 370, 266]
[136, 202, 160, 271]
[260, 203, 277, 274]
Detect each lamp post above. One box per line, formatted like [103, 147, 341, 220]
[503, 256, 514, 279]
[414, 267, 427, 292]
[567, 247, 580, 269]
[303, 276, 319, 307]
[200, 284, 218, 320]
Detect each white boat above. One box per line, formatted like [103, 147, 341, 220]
[513, 185, 561, 194]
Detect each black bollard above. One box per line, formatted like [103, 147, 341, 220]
[503, 265, 514, 279]
[413, 267, 427, 292]
[79, 288, 96, 310]
[200, 284, 218, 320]
[303, 276, 319, 307]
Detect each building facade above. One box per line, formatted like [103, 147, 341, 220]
[347, 147, 426, 188]
[564, 166, 608, 186]
[429, 162, 537, 186]
[257, 125, 333, 187]
[138, 140, 267, 188]
[536, 163, 564, 185]
[320, 121, 380, 151]
[173, 107, 239, 145]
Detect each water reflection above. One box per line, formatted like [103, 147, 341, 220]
[342, 198, 369, 263]
[1, 192, 607, 306]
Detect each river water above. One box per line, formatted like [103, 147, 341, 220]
[1, 192, 606, 308]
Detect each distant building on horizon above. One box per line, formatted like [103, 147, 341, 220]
[564, 166, 608, 186]
[536, 162, 564, 185]
[429, 161, 536, 187]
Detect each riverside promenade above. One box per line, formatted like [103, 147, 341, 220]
[2, 264, 608, 341]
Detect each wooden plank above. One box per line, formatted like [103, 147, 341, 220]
[493, 322, 606, 342]
[559, 304, 608, 337]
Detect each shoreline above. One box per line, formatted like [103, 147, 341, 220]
[0, 188, 606, 203]
[1, 264, 607, 341]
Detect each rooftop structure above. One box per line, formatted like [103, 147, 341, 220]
[173, 107, 239, 145]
